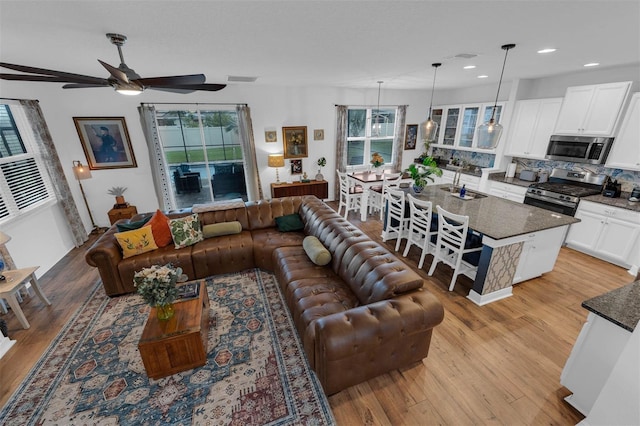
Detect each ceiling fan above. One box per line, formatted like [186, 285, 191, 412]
[0, 33, 226, 95]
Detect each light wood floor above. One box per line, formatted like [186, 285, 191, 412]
[0, 209, 634, 425]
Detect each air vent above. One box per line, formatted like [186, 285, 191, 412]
[454, 53, 478, 59]
[227, 75, 258, 82]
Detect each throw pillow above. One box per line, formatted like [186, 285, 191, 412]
[202, 221, 243, 238]
[303, 236, 332, 266]
[114, 226, 158, 258]
[275, 213, 305, 232]
[116, 216, 151, 232]
[169, 213, 203, 249]
[147, 209, 173, 247]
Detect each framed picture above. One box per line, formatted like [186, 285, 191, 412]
[73, 117, 137, 170]
[283, 126, 308, 159]
[290, 159, 303, 174]
[404, 124, 418, 150]
[313, 129, 324, 141]
[265, 130, 277, 142]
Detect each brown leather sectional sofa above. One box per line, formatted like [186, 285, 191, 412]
[85, 195, 444, 395]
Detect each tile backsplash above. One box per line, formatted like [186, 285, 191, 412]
[512, 158, 640, 191]
[432, 148, 495, 168]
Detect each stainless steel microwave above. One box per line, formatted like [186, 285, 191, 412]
[545, 135, 614, 164]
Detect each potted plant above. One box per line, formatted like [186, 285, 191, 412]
[107, 186, 127, 205]
[134, 263, 182, 320]
[316, 157, 326, 181]
[404, 156, 443, 193]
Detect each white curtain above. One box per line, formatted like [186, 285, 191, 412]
[138, 105, 172, 210]
[392, 105, 408, 173]
[236, 105, 263, 200]
[334, 105, 348, 197]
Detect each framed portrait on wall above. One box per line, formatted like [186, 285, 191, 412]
[290, 159, 303, 174]
[283, 126, 308, 159]
[73, 117, 137, 170]
[404, 124, 418, 150]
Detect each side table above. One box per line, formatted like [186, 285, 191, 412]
[108, 205, 138, 225]
[0, 266, 51, 329]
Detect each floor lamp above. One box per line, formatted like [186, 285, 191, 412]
[72, 160, 100, 234]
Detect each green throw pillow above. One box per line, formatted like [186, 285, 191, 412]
[275, 213, 305, 232]
[303, 236, 332, 266]
[116, 215, 151, 232]
[169, 213, 203, 249]
[203, 221, 243, 238]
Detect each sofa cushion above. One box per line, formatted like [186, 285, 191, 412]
[169, 214, 203, 249]
[147, 209, 173, 247]
[114, 226, 158, 258]
[250, 228, 306, 270]
[303, 236, 331, 266]
[275, 213, 305, 232]
[116, 216, 151, 232]
[203, 221, 243, 238]
[191, 231, 255, 277]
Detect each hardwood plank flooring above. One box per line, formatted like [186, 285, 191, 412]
[0, 208, 634, 425]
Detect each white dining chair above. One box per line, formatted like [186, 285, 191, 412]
[336, 170, 363, 219]
[381, 188, 410, 252]
[428, 205, 484, 291]
[368, 173, 402, 219]
[402, 194, 435, 269]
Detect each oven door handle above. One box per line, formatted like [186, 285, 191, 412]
[525, 192, 577, 208]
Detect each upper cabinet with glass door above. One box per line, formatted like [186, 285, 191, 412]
[433, 102, 504, 149]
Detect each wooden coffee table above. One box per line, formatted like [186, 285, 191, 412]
[138, 280, 209, 379]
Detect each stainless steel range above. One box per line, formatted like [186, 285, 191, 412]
[523, 168, 606, 216]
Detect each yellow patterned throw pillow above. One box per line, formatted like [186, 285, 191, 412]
[114, 225, 159, 258]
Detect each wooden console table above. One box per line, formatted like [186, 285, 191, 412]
[271, 180, 328, 199]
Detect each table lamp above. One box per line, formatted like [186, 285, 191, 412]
[72, 160, 99, 233]
[268, 154, 285, 184]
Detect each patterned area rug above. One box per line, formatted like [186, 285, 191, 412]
[1, 269, 335, 425]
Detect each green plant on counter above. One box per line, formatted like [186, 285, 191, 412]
[405, 156, 443, 189]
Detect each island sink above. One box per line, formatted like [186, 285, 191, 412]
[438, 186, 488, 199]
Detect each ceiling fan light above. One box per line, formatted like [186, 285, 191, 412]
[115, 88, 143, 96]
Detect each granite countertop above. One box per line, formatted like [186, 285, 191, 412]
[488, 172, 540, 188]
[582, 281, 640, 332]
[412, 184, 579, 240]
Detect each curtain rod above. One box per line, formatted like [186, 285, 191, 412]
[141, 102, 247, 106]
[334, 104, 406, 108]
[1, 97, 39, 102]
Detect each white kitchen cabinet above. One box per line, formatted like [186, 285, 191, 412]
[565, 201, 640, 268]
[554, 81, 632, 136]
[505, 98, 562, 158]
[487, 181, 528, 203]
[606, 92, 640, 170]
[439, 106, 461, 146]
[513, 227, 568, 283]
[435, 103, 504, 149]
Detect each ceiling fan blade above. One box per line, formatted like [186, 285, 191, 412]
[0, 74, 107, 84]
[62, 83, 111, 89]
[0, 62, 108, 85]
[98, 60, 129, 83]
[147, 83, 227, 92]
[135, 74, 206, 86]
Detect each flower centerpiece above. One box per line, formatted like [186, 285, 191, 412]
[134, 263, 182, 320]
[370, 152, 385, 177]
[404, 156, 443, 193]
[316, 157, 326, 181]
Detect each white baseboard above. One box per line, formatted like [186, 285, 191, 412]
[467, 287, 513, 306]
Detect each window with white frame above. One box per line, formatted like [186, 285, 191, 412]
[0, 103, 55, 223]
[346, 107, 396, 167]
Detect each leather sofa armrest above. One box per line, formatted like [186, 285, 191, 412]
[312, 288, 444, 395]
[85, 228, 127, 296]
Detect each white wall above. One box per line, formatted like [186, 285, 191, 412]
[1, 63, 638, 276]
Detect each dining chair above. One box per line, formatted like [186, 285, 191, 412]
[428, 205, 484, 291]
[368, 173, 401, 219]
[402, 194, 436, 269]
[336, 170, 363, 219]
[381, 188, 410, 252]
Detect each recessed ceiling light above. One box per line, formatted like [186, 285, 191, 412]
[538, 48, 557, 54]
[584, 62, 600, 67]
[463, 65, 476, 70]
[477, 75, 488, 79]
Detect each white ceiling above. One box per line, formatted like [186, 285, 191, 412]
[0, 0, 638, 92]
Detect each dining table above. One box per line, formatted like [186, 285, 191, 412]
[349, 169, 398, 221]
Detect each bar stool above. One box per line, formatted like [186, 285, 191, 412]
[382, 188, 410, 252]
[402, 194, 436, 269]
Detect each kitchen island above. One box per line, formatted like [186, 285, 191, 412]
[412, 184, 579, 305]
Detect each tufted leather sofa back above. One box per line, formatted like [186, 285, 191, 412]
[198, 207, 250, 229]
[245, 197, 305, 230]
[299, 196, 423, 305]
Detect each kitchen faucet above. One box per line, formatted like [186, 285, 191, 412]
[452, 167, 462, 190]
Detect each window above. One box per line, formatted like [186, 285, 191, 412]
[347, 107, 396, 167]
[0, 104, 54, 223]
[155, 108, 248, 208]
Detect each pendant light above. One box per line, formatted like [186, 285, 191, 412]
[477, 43, 516, 149]
[371, 81, 387, 137]
[420, 63, 442, 143]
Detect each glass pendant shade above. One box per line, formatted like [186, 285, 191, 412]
[477, 44, 515, 150]
[476, 119, 504, 149]
[420, 118, 438, 142]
